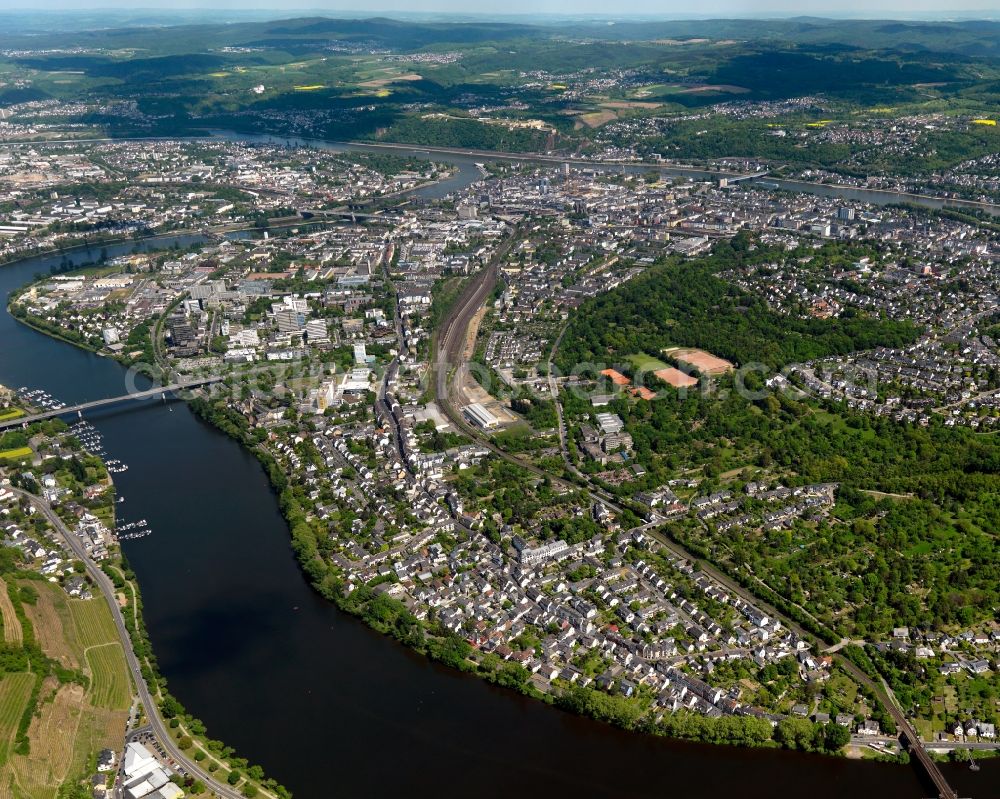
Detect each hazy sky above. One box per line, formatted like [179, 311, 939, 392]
[4, 0, 1000, 17]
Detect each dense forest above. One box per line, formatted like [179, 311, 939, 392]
[371, 115, 550, 153]
[556, 235, 919, 373]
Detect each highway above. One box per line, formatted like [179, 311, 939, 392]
[9, 486, 248, 799]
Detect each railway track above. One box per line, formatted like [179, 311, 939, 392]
[426, 223, 968, 799]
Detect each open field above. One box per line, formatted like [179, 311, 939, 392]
[358, 72, 421, 88]
[600, 100, 663, 110]
[0, 410, 23, 422]
[0, 449, 31, 462]
[627, 353, 670, 372]
[678, 83, 750, 94]
[0, 582, 21, 646]
[576, 110, 617, 129]
[630, 82, 749, 99]
[85, 644, 132, 711]
[22, 582, 82, 669]
[573, 100, 665, 129]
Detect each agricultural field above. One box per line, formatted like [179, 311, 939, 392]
[85, 644, 132, 711]
[1, 678, 125, 799]
[68, 598, 120, 650]
[0, 674, 36, 766]
[0, 450, 32, 463]
[21, 582, 82, 669]
[0, 586, 130, 798]
[0, 583, 22, 646]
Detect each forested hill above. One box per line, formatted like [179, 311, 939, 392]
[556, 236, 919, 373]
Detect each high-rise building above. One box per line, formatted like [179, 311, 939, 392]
[275, 309, 305, 333]
[305, 319, 329, 343]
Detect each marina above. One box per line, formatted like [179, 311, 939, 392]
[16, 386, 66, 410]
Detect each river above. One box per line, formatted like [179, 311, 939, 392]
[208, 129, 1000, 217]
[0, 220, 995, 797]
[26, 128, 1000, 215]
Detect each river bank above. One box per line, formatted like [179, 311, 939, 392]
[1, 218, 980, 780]
[8, 228, 790, 761]
[6, 281, 847, 760]
[0, 225, 219, 271]
[102, 548, 293, 799]
[3, 232, 849, 761]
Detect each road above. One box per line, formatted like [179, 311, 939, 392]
[0, 377, 224, 431]
[9, 486, 247, 799]
[429, 227, 973, 799]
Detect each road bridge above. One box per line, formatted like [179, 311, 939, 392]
[0, 376, 224, 430]
[722, 171, 769, 185]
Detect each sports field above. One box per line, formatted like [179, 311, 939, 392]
[627, 353, 670, 372]
[663, 347, 734, 375]
[654, 367, 699, 388]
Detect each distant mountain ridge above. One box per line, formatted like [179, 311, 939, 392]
[1, 15, 998, 57]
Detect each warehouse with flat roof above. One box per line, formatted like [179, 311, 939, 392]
[463, 402, 499, 429]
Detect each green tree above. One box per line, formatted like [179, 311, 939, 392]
[824, 721, 851, 752]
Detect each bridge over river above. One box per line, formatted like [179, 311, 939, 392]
[0, 375, 224, 430]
